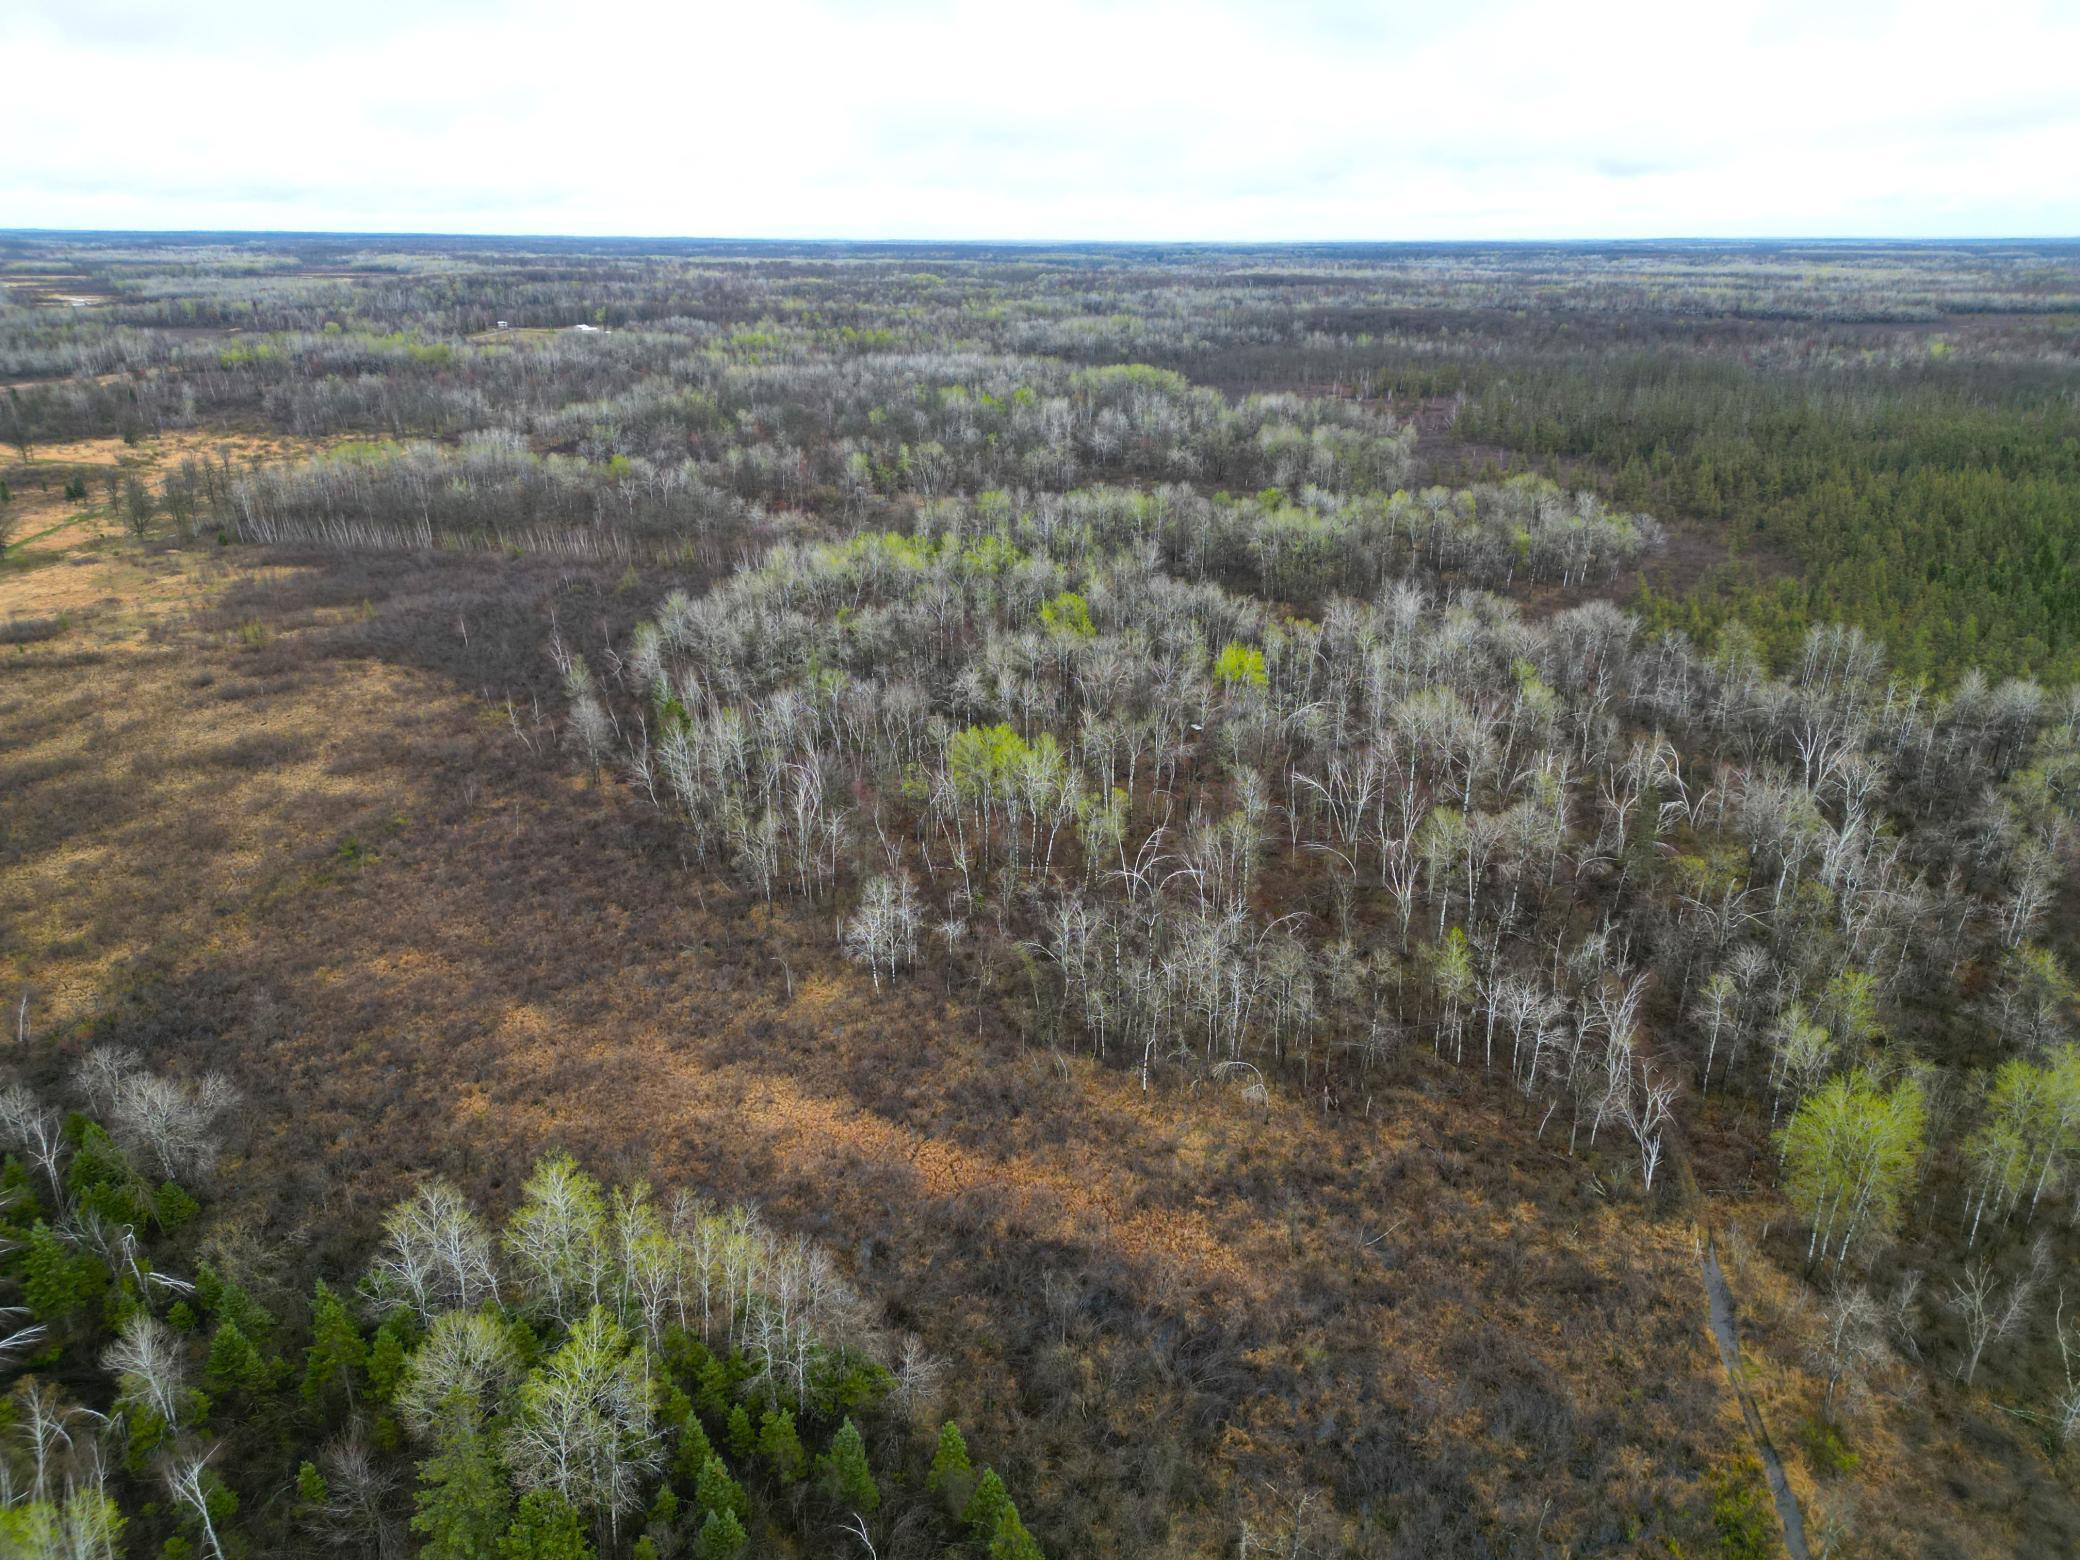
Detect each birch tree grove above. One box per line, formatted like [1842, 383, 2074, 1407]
[546, 463, 2080, 1280]
[1778, 1071, 1928, 1274]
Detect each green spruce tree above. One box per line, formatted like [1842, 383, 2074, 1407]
[991, 1507, 1046, 1560]
[497, 1489, 594, 1560]
[964, 1468, 1011, 1541]
[694, 1456, 745, 1521]
[22, 1221, 101, 1321]
[693, 1507, 747, 1560]
[724, 1402, 755, 1461]
[818, 1417, 879, 1512]
[673, 1412, 717, 1490]
[927, 1420, 972, 1497]
[302, 1279, 367, 1411]
[693, 1356, 732, 1422]
[205, 1319, 271, 1396]
[367, 1313, 415, 1401]
[411, 1422, 512, 1560]
[757, 1407, 807, 1483]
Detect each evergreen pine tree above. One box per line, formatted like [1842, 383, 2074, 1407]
[154, 1180, 201, 1231]
[693, 1507, 747, 1560]
[693, 1356, 731, 1422]
[648, 1483, 679, 1528]
[412, 1425, 512, 1560]
[724, 1403, 755, 1461]
[927, 1414, 973, 1505]
[817, 1417, 879, 1513]
[757, 1407, 807, 1483]
[694, 1456, 745, 1521]
[497, 1489, 594, 1560]
[990, 1507, 1045, 1560]
[205, 1319, 269, 1396]
[302, 1279, 367, 1411]
[673, 1412, 717, 1490]
[196, 1264, 277, 1343]
[22, 1221, 101, 1321]
[367, 1314, 414, 1401]
[963, 1468, 1010, 1541]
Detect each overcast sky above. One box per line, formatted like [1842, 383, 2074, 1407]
[5, 0, 2076, 241]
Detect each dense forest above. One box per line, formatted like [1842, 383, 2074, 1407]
[4, 234, 2080, 1557]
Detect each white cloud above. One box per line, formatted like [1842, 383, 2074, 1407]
[2, 0, 2074, 237]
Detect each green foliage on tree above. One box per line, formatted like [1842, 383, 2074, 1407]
[22, 1220, 103, 1321]
[1991, 943, 2075, 1052]
[693, 1506, 747, 1560]
[991, 1506, 1046, 1560]
[672, 1407, 717, 1490]
[1817, 968, 1883, 1050]
[1039, 589, 1095, 638]
[155, 1180, 201, 1231]
[692, 1355, 732, 1423]
[694, 1455, 745, 1521]
[368, 1313, 416, 1401]
[67, 1122, 152, 1227]
[0, 1490, 125, 1557]
[724, 1402, 755, 1461]
[757, 1406, 807, 1483]
[817, 1417, 879, 1512]
[503, 1152, 610, 1318]
[120, 1405, 170, 1471]
[497, 1489, 594, 1560]
[947, 722, 1035, 800]
[412, 1422, 513, 1560]
[1213, 640, 1268, 689]
[196, 1264, 278, 1345]
[505, 1306, 655, 1521]
[180, 1469, 238, 1535]
[1778, 1069, 1927, 1271]
[927, 1418, 972, 1497]
[302, 1279, 366, 1411]
[808, 1351, 894, 1419]
[296, 1461, 328, 1506]
[647, 1483, 678, 1528]
[205, 1318, 274, 1396]
[964, 1467, 1011, 1541]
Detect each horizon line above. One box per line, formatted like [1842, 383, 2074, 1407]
[5, 226, 2080, 249]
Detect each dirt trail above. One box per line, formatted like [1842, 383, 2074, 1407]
[1701, 1234, 1810, 1560]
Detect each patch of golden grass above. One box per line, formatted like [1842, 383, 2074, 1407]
[1, 547, 455, 1028]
